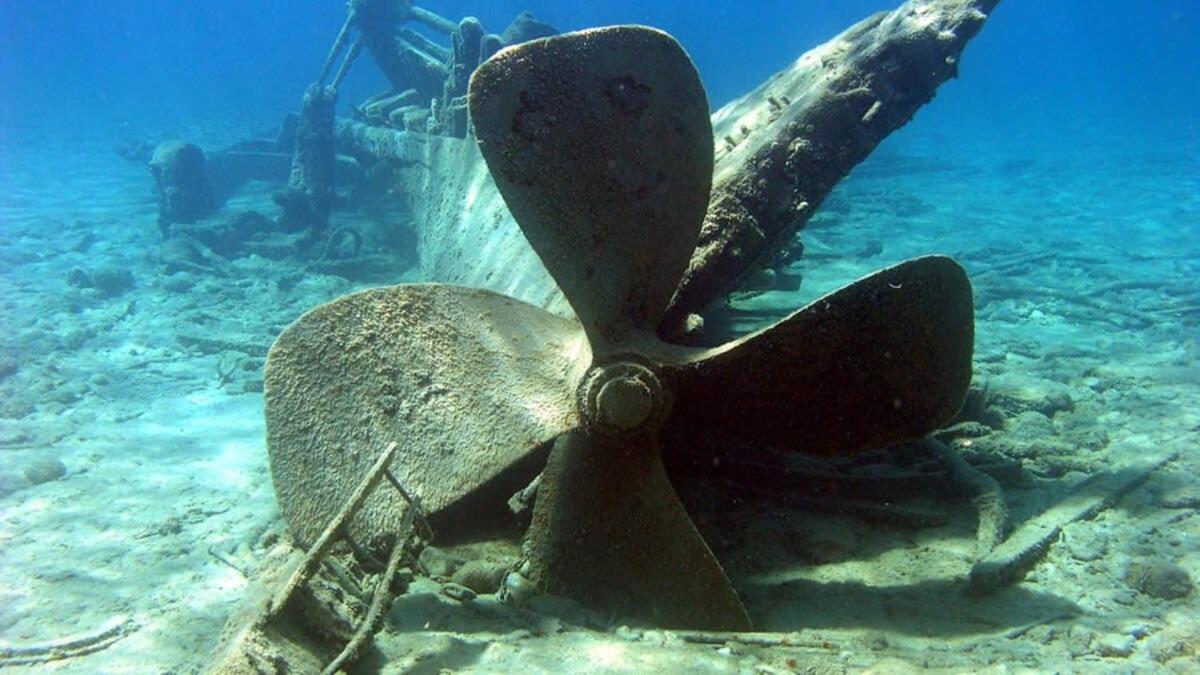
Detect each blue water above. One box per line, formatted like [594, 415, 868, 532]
[3, 2, 1197, 139]
[1, 1, 1198, 672]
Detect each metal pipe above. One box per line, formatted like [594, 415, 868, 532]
[330, 34, 364, 93]
[317, 11, 357, 85]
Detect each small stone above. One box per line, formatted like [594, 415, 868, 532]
[66, 267, 92, 288]
[1067, 624, 1095, 657]
[451, 559, 508, 594]
[1147, 628, 1197, 663]
[70, 232, 97, 253]
[418, 546, 466, 577]
[24, 457, 66, 485]
[440, 582, 476, 602]
[502, 571, 537, 606]
[1124, 560, 1193, 600]
[61, 328, 93, 350]
[91, 267, 135, 298]
[1095, 633, 1134, 658]
[1007, 410, 1056, 440]
[1127, 623, 1153, 640]
[161, 273, 195, 294]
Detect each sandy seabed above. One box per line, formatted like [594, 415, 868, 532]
[0, 124, 1198, 673]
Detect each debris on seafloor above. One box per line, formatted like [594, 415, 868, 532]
[208, 442, 430, 674]
[0, 617, 140, 668]
[967, 452, 1178, 596]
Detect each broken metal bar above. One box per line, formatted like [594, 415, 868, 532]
[967, 452, 1177, 595]
[343, 530, 387, 571]
[268, 441, 400, 616]
[0, 617, 139, 667]
[322, 491, 421, 675]
[384, 468, 434, 539]
[408, 5, 457, 34]
[318, 11, 357, 85]
[331, 34, 364, 93]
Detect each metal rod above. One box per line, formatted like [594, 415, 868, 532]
[342, 530, 386, 571]
[330, 34, 364, 93]
[268, 441, 400, 616]
[408, 5, 457, 34]
[317, 11, 356, 84]
[384, 468, 433, 539]
[321, 526, 409, 675]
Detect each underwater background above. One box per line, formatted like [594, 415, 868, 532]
[1, 1, 1198, 672]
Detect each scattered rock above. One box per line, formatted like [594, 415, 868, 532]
[0, 397, 34, 419]
[440, 582, 476, 602]
[1067, 624, 1095, 657]
[66, 266, 92, 288]
[1147, 620, 1200, 663]
[161, 272, 196, 294]
[418, 546, 466, 578]
[1007, 410, 1057, 440]
[502, 570, 538, 607]
[173, 211, 276, 259]
[158, 236, 236, 277]
[92, 267, 135, 298]
[61, 327, 96, 351]
[451, 559, 509, 594]
[1054, 412, 1110, 451]
[1095, 633, 1134, 658]
[988, 377, 1075, 418]
[526, 593, 606, 629]
[66, 230, 94, 252]
[177, 334, 267, 358]
[0, 426, 30, 446]
[1124, 560, 1193, 600]
[23, 457, 66, 485]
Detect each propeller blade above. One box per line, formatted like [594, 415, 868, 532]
[265, 284, 590, 550]
[469, 26, 713, 353]
[526, 429, 752, 630]
[664, 255, 974, 456]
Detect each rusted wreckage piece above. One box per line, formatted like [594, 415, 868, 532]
[339, 0, 558, 135]
[662, 0, 1002, 334]
[329, 0, 1002, 331]
[208, 442, 429, 675]
[967, 453, 1176, 596]
[271, 1, 557, 244]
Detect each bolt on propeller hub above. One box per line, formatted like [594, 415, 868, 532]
[578, 360, 666, 433]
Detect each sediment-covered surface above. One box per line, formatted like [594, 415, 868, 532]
[1, 116, 1196, 671]
[1, 0, 1198, 672]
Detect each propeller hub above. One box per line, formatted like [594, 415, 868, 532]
[597, 377, 653, 429]
[579, 360, 665, 433]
